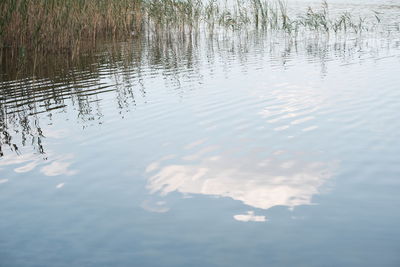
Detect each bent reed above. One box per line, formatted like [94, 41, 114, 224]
[0, 0, 378, 54]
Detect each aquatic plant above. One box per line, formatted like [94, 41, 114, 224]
[0, 0, 381, 54]
[0, 0, 143, 53]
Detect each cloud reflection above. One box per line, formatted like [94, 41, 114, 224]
[234, 211, 266, 222]
[40, 161, 77, 176]
[146, 148, 335, 216]
[0, 152, 77, 177]
[141, 199, 170, 213]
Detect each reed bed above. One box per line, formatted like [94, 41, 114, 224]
[0, 0, 143, 53]
[0, 0, 379, 54]
[143, 0, 374, 34]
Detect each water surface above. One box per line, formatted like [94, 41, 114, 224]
[1, 1, 400, 266]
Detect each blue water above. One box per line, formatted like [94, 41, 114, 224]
[1, 3, 400, 266]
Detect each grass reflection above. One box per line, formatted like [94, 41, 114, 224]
[0, 32, 397, 157]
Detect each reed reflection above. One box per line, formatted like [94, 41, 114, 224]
[0, 32, 397, 158]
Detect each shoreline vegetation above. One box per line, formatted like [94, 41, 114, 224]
[0, 0, 381, 55]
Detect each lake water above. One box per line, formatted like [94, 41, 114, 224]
[1, 1, 400, 266]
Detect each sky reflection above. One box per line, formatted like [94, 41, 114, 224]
[0, 152, 77, 177]
[145, 147, 336, 220]
[234, 211, 266, 222]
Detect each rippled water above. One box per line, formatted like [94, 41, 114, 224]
[1, 1, 400, 266]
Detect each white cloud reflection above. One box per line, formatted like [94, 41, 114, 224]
[40, 160, 77, 176]
[0, 152, 77, 177]
[141, 199, 170, 213]
[145, 147, 335, 220]
[234, 211, 266, 222]
[144, 82, 338, 221]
